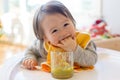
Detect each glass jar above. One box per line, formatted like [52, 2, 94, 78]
[51, 52, 74, 79]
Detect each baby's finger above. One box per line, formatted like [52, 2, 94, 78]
[26, 59, 33, 69]
[22, 60, 30, 69]
[22, 58, 30, 65]
[23, 59, 29, 67]
[22, 60, 26, 66]
[22, 59, 33, 70]
[68, 37, 73, 40]
[30, 61, 37, 70]
[56, 43, 64, 48]
[30, 60, 36, 69]
[29, 59, 38, 69]
[61, 37, 71, 43]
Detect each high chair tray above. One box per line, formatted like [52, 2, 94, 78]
[0, 48, 120, 80]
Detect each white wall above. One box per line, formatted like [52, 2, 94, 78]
[0, 0, 3, 15]
[103, 0, 120, 34]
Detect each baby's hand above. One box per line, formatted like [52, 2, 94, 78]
[57, 37, 77, 52]
[22, 58, 38, 70]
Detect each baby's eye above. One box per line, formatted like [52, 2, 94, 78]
[52, 29, 58, 33]
[64, 23, 69, 27]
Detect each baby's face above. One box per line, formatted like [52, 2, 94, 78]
[41, 13, 76, 46]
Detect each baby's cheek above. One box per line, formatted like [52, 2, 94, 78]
[50, 37, 60, 45]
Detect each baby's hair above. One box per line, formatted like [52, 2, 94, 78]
[33, 0, 76, 40]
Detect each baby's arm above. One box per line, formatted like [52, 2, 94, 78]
[74, 41, 97, 67]
[22, 40, 46, 70]
[22, 47, 38, 69]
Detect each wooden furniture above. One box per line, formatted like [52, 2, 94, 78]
[94, 37, 120, 51]
[0, 41, 26, 65]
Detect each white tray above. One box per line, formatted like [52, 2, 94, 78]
[0, 48, 120, 80]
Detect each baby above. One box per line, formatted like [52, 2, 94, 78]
[21, 1, 97, 71]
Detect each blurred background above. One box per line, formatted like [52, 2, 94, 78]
[0, 0, 120, 66]
[0, 0, 102, 45]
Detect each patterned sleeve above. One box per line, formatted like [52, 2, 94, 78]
[73, 40, 98, 67]
[23, 40, 47, 62]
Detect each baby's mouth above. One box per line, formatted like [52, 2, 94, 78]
[62, 35, 71, 40]
[59, 36, 72, 44]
